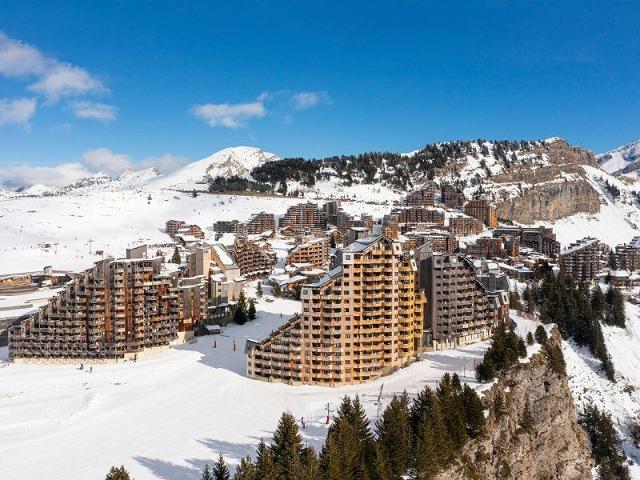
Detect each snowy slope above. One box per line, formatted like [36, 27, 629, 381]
[550, 165, 640, 247]
[150, 146, 279, 190]
[597, 139, 640, 174]
[563, 301, 640, 478]
[0, 286, 491, 480]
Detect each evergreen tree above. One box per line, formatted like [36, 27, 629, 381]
[412, 411, 439, 479]
[524, 284, 536, 314]
[256, 440, 279, 480]
[516, 337, 527, 358]
[201, 464, 213, 480]
[300, 446, 321, 480]
[605, 286, 626, 328]
[409, 386, 451, 467]
[493, 391, 507, 420]
[591, 284, 605, 319]
[256, 282, 263, 298]
[192, 189, 198, 197]
[248, 298, 257, 321]
[234, 291, 248, 325]
[213, 454, 231, 480]
[508, 288, 522, 311]
[171, 246, 181, 264]
[271, 412, 303, 480]
[376, 393, 412, 480]
[519, 401, 534, 434]
[320, 395, 375, 480]
[462, 384, 485, 438]
[608, 251, 618, 270]
[234, 456, 256, 480]
[526, 332, 534, 345]
[534, 325, 548, 344]
[579, 405, 630, 480]
[105, 466, 132, 480]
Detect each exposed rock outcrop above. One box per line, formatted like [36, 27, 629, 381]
[494, 176, 601, 223]
[436, 327, 593, 480]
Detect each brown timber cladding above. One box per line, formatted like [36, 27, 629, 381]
[248, 236, 425, 385]
[8, 258, 182, 361]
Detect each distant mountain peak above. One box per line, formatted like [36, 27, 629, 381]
[597, 139, 640, 175]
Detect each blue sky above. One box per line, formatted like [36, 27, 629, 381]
[1, 1, 639, 185]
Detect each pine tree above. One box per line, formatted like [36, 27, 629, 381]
[248, 298, 257, 321]
[300, 446, 321, 480]
[516, 337, 527, 358]
[519, 401, 534, 434]
[213, 454, 231, 480]
[579, 405, 630, 480]
[534, 325, 548, 344]
[413, 411, 438, 479]
[234, 456, 256, 480]
[192, 189, 198, 198]
[591, 284, 605, 319]
[271, 412, 303, 480]
[493, 391, 507, 420]
[409, 385, 451, 466]
[171, 246, 181, 264]
[526, 332, 534, 345]
[256, 440, 278, 480]
[234, 291, 248, 325]
[256, 282, 263, 298]
[202, 464, 213, 480]
[524, 284, 536, 314]
[376, 393, 412, 480]
[462, 384, 485, 438]
[509, 288, 522, 311]
[105, 466, 132, 480]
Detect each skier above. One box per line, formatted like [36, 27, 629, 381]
[80, 363, 84, 370]
[89, 366, 93, 374]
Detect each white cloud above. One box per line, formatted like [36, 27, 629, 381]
[81, 148, 133, 174]
[0, 97, 37, 127]
[292, 91, 331, 110]
[0, 162, 93, 189]
[191, 100, 266, 128]
[72, 101, 116, 122]
[0, 32, 47, 77]
[0, 31, 106, 102]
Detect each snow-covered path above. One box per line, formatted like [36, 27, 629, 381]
[0, 295, 489, 480]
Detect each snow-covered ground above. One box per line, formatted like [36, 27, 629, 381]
[0, 292, 490, 480]
[563, 301, 640, 478]
[0, 189, 392, 275]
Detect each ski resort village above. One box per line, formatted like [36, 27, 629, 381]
[1, 138, 640, 479]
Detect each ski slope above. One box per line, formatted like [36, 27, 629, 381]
[0, 289, 491, 480]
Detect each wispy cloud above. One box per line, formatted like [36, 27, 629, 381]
[292, 91, 331, 110]
[72, 101, 117, 123]
[0, 31, 107, 104]
[190, 101, 266, 128]
[191, 90, 331, 128]
[0, 97, 37, 127]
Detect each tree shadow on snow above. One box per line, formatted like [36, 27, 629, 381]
[135, 439, 256, 479]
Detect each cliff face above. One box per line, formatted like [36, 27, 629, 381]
[489, 140, 600, 223]
[494, 176, 601, 223]
[436, 328, 593, 480]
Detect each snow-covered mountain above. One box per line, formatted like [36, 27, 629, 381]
[597, 139, 640, 175]
[150, 146, 279, 190]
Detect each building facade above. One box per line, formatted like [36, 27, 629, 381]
[247, 236, 425, 385]
[464, 199, 498, 229]
[559, 237, 603, 284]
[9, 257, 183, 362]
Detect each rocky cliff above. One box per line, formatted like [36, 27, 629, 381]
[436, 327, 593, 480]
